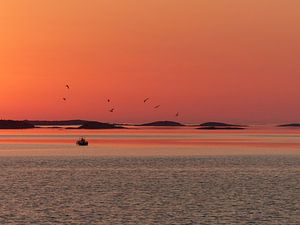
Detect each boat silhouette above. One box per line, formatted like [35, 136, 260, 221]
[76, 137, 89, 146]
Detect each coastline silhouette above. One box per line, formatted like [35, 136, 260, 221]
[139, 121, 184, 127]
[1, 119, 300, 130]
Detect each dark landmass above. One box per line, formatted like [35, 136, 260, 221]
[25, 120, 92, 126]
[35, 126, 65, 129]
[67, 121, 124, 129]
[0, 120, 35, 129]
[114, 123, 132, 126]
[197, 121, 246, 130]
[199, 122, 242, 127]
[278, 123, 300, 127]
[139, 121, 184, 126]
[197, 126, 245, 130]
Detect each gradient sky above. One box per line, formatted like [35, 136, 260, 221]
[1, 0, 300, 124]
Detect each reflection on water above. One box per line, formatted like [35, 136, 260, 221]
[0, 128, 299, 224]
[0, 156, 299, 224]
[0, 128, 299, 156]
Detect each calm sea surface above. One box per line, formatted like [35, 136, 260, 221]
[0, 127, 299, 224]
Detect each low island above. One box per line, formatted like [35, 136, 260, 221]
[26, 120, 92, 126]
[199, 122, 242, 127]
[197, 121, 245, 130]
[0, 120, 35, 129]
[71, 121, 124, 129]
[278, 123, 300, 127]
[197, 126, 245, 130]
[139, 121, 184, 127]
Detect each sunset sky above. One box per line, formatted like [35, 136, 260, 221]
[0, 0, 299, 124]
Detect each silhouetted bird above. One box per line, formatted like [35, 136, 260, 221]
[144, 98, 149, 103]
[107, 99, 111, 103]
[154, 105, 160, 109]
[109, 108, 115, 112]
[62, 97, 66, 101]
[66, 85, 70, 89]
[176, 112, 179, 117]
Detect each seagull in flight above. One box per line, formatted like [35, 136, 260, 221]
[66, 85, 70, 89]
[62, 97, 67, 101]
[154, 105, 160, 109]
[143, 98, 149, 103]
[109, 108, 115, 113]
[107, 99, 111, 103]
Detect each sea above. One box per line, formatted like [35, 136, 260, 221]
[0, 126, 299, 224]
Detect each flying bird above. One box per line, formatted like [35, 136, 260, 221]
[66, 85, 70, 89]
[154, 105, 161, 109]
[109, 108, 115, 113]
[62, 97, 66, 101]
[143, 98, 149, 103]
[176, 112, 179, 117]
[107, 99, 111, 103]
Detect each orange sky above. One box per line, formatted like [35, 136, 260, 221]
[0, 0, 300, 124]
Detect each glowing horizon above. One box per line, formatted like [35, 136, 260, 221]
[1, 1, 300, 124]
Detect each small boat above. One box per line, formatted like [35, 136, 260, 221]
[76, 137, 89, 146]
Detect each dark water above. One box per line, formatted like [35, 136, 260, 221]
[0, 156, 299, 224]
